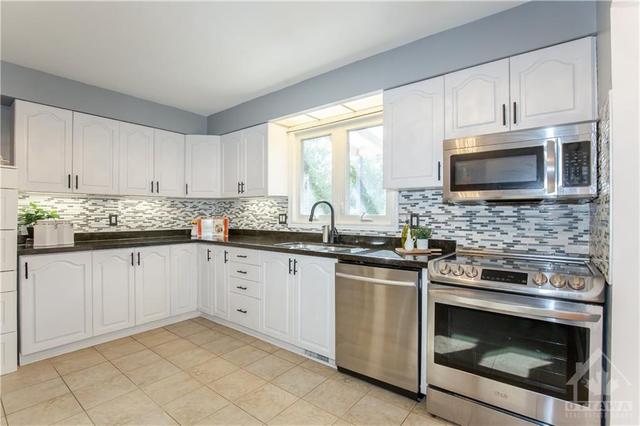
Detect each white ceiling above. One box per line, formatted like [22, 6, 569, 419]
[1, 1, 521, 116]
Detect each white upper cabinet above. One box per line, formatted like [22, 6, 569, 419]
[261, 252, 294, 343]
[510, 37, 596, 130]
[14, 100, 73, 193]
[170, 244, 197, 316]
[445, 59, 510, 139]
[185, 135, 221, 198]
[153, 129, 185, 197]
[92, 249, 135, 336]
[135, 246, 171, 325]
[220, 123, 288, 198]
[73, 113, 120, 195]
[119, 123, 155, 196]
[383, 77, 444, 189]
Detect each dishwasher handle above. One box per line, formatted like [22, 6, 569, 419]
[335, 272, 417, 287]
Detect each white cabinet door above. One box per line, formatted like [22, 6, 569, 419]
[197, 245, 214, 315]
[220, 131, 242, 197]
[92, 249, 135, 336]
[241, 124, 268, 197]
[20, 252, 92, 354]
[154, 129, 185, 197]
[445, 59, 510, 139]
[185, 135, 221, 198]
[72, 113, 120, 195]
[170, 244, 197, 315]
[261, 252, 293, 343]
[14, 101, 73, 193]
[510, 37, 596, 130]
[294, 256, 335, 358]
[383, 77, 444, 189]
[135, 246, 170, 325]
[213, 246, 229, 319]
[119, 123, 154, 196]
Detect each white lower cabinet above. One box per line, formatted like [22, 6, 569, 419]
[261, 252, 294, 343]
[135, 246, 171, 325]
[213, 247, 230, 319]
[0, 332, 17, 373]
[170, 244, 197, 316]
[92, 249, 136, 336]
[229, 292, 260, 331]
[20, 252, 93, 355]
[197, 245, 214, 315]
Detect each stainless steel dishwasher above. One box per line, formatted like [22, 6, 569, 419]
[335, 261, 422, 398]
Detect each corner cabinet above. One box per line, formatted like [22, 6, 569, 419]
[383, 76, 444, 189]
[170, 244, 197, 316]
[185, 135, 221, 198]
[135, 246, 171, 325]
[220, 123, 288, 198]
[20, 252, 92, 354]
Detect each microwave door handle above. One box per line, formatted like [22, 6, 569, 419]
[546, 139, 557, 195]
[430, 289, 601, 324]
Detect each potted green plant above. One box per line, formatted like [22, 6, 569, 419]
[18, 202, 59, 239]
[413, 226, 432, 249]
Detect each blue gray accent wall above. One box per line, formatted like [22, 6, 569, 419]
[0, 62, 207, 134]
[207, 1, 598, 135]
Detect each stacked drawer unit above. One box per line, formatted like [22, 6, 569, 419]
[228, 248, 262, 331]
[0, 166, 18, 374]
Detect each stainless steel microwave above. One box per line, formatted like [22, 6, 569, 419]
[443, 122, 597, 203]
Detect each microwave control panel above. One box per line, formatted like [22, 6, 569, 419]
[562, 141, 591, 187]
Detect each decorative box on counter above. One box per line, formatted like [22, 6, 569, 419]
[195, 216, 229, 241]
[33, 219, 74, 248]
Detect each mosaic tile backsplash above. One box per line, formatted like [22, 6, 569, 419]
[19, 189, 590, 257]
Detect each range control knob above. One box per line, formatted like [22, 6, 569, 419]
[452, 264, 465, 276]
[465, 266, 479, 278]
[439, 263, 451, 275]
[532, 272, 548, 286]
[549, 274, 567, 288]
[568, 276, 586, 290]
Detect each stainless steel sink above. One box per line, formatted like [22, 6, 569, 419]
[274, 242, 369, 254]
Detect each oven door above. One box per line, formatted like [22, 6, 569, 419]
[428, 284, 603, 426]
[443, 139, 557, 202]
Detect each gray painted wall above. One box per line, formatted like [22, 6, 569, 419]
[207, 1, 598, 135]
[1, 62, 207, 134]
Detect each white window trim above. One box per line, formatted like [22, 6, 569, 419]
[288, 114, 398, 232]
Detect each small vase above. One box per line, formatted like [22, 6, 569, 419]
[403, 236, 415, 251]
[416, 239, 428, 249]
[26, 226, 34, 240]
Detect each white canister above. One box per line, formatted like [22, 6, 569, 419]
[33, 219, 58, 248]
[56, 220, 74, 246]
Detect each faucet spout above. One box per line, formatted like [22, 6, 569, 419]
[309, 201, 339, 244]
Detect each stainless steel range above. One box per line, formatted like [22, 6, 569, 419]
[426, 250, 606, 426]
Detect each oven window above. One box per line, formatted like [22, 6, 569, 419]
[450, 146, 545, 192]
[434, 303, 589, 403]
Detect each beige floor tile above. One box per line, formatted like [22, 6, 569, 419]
[62, 362, 121, 391]
[303, 378, 368, 417]
[334, 418, 355, 426]
[0, 360, 59, 394]
[402, 412, 452, 426]
[94, 339, 145, 360]
[211, 324, 238, 335]
[368, 387, 417, 411]
[165, 320, 209, 337]
[222, 346, 269, 367]
[51, 348, 106, 376]
[191, 317, 217, 328]
[163, 387, 229, 425]
[53, 411, 94, 425]
[187, 357, 239, 384]
[87, 389, 176, 425]
[268, 399, 337, 425]
[343, 394, 410, 426]
[209, 370, 266, 401]
[227, 331, 257, 344]
[245, 355, 294, 381]
[331, 373, 373, 394]
[167, 347, 216, 370]
[6, 393, 82, 425]
[194, 404, 262, 426]
[271, 366, 326, 397]
[72, 373, 137, 409]
[410, 401, 430, 417]
[133, 329, 179, 347]
[94, 336, 135, 351]
[141, 371, 201, 405]
[299, 359, 337, 379]
[2, 377, 70, 414]
[151, 338, 198, 357]
[185, 329, 227, 346]
[111, 348, 162, 373]
[201, 336, 247, 355]
[235, 384, 298, 423]
[272, 349, 306, 365]
[250, 340, 279, 354]
[124, 359, 181, 387]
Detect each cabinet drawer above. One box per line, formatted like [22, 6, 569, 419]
[0, 189, 17, 230]
[230, 277, 261, 299]
[229, 249, 260, 265]
[0, 167, 17, 189]
[229, 292, 260, 331]
[0, 231, 17, 271]
[0, 331, 17, 374]
[0, 271, 16, 292]
[0, 291, 16, 334]
[229, 262, 261, 282]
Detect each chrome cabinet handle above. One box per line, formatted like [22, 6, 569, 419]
[207, 249, 211, 261]
[236, 308, 247, 314]
[237, 255, 247, 258]
[513, 102, 517, 124]
[224, 251, 228, 263]
[236, 286, 248, 290]
[131, 252, 134, 266]
[502, 104, 506, 126]
[293, 259, 298, 275]
[156, 181, 159, 193]
[288, 258, 293, 274]
[151, 181, 154, 193]
[236, 270, 247, 275]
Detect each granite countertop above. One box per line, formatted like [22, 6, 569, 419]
[18, 229, 455, 269]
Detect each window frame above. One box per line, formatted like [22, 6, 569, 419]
[288, 113, 398, 231]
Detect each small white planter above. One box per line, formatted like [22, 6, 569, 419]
[416, 239, 429, 250]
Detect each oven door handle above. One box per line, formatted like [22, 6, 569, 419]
[336, 272, 416, 287]
[430, 288, 601, 324]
